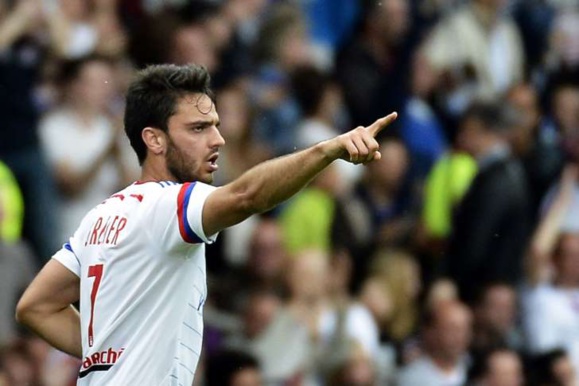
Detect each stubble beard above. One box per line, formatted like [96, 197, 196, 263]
[166, 137, 206, 184]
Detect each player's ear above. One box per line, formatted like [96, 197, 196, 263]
[142, 127, 167, 156]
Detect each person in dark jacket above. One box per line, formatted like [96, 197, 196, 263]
[446, 101, 530, 303]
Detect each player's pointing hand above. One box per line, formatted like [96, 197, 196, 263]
[334, 112, 398, 165]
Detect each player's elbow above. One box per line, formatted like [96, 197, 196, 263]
[15, 298, 31, 325]
[15, 295, 40, 326]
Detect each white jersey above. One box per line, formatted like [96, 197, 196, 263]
[53, 180, 219, 385]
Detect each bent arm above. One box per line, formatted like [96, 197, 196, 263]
[202, 113, 397, 236]
[16, 259, 82, 358]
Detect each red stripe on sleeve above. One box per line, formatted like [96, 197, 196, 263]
[177, 183, 192, 243]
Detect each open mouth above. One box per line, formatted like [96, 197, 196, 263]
[208, 153, 219, 170]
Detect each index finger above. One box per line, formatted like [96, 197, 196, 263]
[367, 112, 398, 137]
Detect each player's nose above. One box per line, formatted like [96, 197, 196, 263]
[212, 127, 226, 148]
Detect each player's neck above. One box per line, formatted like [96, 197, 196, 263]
[139, 158, 178, 183]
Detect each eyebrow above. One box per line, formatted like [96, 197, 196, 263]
[184, 119, 220, 128]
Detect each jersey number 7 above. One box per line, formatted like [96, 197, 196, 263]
[88, 264, 104, 347]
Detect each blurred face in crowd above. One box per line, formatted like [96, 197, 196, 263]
[456, 117, 504, 158]
[287, 250, 329, 302]
[336, 355, 377, 386]
[555, 233, 579, 287]
[412, 52, 438, 98]
[68, 60, 115, 113]
[552, 353, 577, 386]
[553, 86, 579, 135]
[171, 26, 218, 73]
[164, 93, 225, 184]
[457, 117, 483, 156]
[507, 85, 540, 155]
[203, 11, 234, 51]
[553, 86, 579, 161]
[243, 292, 280, 339]
[372, 0, 409, 44]
[226, 0, 269, 22]
[248, 220, 285, 281]
[360, 277, 394, 326]
[426, 302, 472, 363]
[278, 24, 311, 71]
[218, 87, 251, 143]
[231, 368, 262, 386]
[481, 350, 524, 386]
[476, 284, 517, 334]
[425, 279, 459, 310]
[367, 140, 409, 193]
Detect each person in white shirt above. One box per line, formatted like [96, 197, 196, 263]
[40, 56, 133, 242]
[397, 300, 472, 386]
[524, 165, 579, 377]
[14, 63, 397, 386]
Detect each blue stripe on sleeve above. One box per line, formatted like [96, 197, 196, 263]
[181, 182, 203, 243]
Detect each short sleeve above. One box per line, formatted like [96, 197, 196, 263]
[176, 182, 219, 244]
[52, 242, 81, 277]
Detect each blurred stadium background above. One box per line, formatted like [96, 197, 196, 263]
[1, 0, 579, 385]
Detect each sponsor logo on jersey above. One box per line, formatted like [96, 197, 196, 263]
[79, 346, 125, 378]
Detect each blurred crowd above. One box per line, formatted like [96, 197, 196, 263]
[1, 0, 579, 385]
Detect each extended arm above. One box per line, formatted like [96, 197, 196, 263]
[16, 259, 82, 358]
[202, 113, 397, 236]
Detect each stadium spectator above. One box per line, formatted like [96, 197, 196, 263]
[251, 3, 311, 156]
[296, 0, 360, 70]
[210, 218, 286, 313]
[0, 161, 36, 345]
[446, 100, 530, 302]
[418, 140, 477, 278]
[524, 165, 579, 376]
[470, 282, 523, 355]
[0, 0, 65, 261]
[366, 250, 421, 350]
[468, 347, 525, 386]
[507, 83, 564, 220]
[535, 83, 579, 232]
[326, 348, 378, 386]
[253, 249, 380, 384]
[397, 300, 472, 386]
[400, 49, 448, 181]
[543, 2, 579, 85]
[336, 0, 413, 128]
[336, 137, 414, 289]
[213, 83, 270, 186]
[423, 0, 525, 115]
[280, 158, 343, 256]
[39, 56, 135, 242]
[50, 0, 127, 59]
[529, 349, 578, 386]
[292, 65, 358, 184]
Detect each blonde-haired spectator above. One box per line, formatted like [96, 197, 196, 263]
[369, 249, 421, 343]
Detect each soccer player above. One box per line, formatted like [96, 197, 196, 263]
[15, 64, 397, 385]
